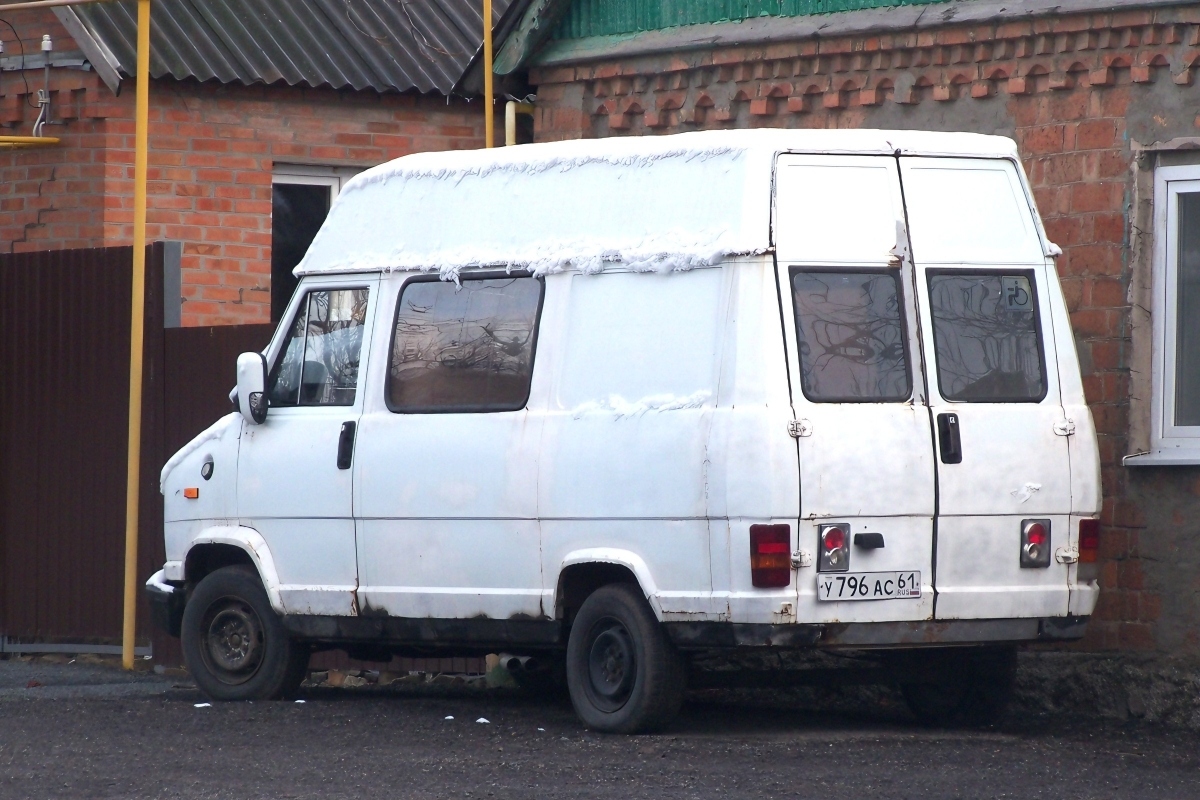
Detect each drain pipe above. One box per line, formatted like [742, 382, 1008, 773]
[505, 101, 534, 146]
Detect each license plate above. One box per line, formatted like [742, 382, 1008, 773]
[817, 571, 921, 601]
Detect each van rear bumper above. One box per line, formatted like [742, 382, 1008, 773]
[665, 616, 1088, 649]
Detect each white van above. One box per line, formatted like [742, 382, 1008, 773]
[148, 129, 1101, 733]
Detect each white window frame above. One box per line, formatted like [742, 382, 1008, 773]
[272, 164, 362, 201]
[1143, 164, 1200, 463]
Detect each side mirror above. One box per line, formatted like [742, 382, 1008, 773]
[236, 352, 268, 424]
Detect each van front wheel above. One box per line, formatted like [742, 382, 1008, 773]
[182, 565, 309, 701]
[566, 584, 685, 733]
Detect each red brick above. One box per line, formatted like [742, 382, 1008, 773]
[1071, 182, 1124, 213]
[1077, 118, 1118, 149]
[1090, 278, 1127, 307]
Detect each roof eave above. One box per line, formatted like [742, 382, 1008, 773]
[53, 6, 123, 94]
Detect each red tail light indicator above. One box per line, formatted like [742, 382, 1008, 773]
[818, 523, 850, 573]
[1078, 519, 1099, 564]
[750, 524, 792, 588]
[1077, 518, 1100, 582]
[1020, 519, 1051, 568]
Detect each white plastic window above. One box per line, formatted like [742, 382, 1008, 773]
[1147, 166, 1200, 460]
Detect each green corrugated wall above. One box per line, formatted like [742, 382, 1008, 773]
[554, 0, 951, 39]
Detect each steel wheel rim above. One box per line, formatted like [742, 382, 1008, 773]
[200, 596, 265, 686]
[585, 618, 636, 712]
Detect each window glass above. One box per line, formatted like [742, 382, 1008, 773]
[267, 288, 369, 407]
[791, 271, 910, 402]
[388, 277, 542, 412]
[1175, 192, 1200, 425]
[928, 273, 1045, 402]
[271, 183, 331, 324]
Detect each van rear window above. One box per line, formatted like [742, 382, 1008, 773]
[791, 270, 911, 402]
[387, 276, 543, 413]
[927, 272, 1046, 402]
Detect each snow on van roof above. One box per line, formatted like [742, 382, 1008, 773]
[295, 129, 1020, 279]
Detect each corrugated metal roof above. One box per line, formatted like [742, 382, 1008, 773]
[67, 0, 513, 95]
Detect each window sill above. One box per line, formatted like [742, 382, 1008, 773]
[1123, 450, 1200, 466]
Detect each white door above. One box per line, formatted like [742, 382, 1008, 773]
[237, 281, 376, 616]
[901, 157, 1073, 619]
[774, 155, 937, 622]
[537, 268, 727, 621]
[353, 272, 546, 620]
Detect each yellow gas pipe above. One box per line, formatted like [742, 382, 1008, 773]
[121, 0, 151, 670]
[483, 0, 493, 147]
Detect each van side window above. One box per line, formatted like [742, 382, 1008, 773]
[267, 288, 370, 407]
[927, 272, 1046, 402]
[387, 276, 543, 412]
[791, 270, 911, 402]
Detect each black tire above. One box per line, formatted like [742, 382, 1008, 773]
[897, 646, 1017, 727]
[181, 565, 309, 701]
[565, 583, 685, 734]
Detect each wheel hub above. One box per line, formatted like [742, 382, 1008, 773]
[203, 599, 265, 682]
[587, 621, 635, 710]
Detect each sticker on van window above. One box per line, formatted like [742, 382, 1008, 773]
[1001, 276, 1032, 312]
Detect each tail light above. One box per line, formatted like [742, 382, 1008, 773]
[1078, 519, 1099, 563]
[749, 524, 791, 588]
[1077, 518, 1100, 582]
[1020, 519, 1051, 568]
[818, 522, 850, 573]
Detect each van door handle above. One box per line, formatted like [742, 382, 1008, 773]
[937, 413, 962, 464]
[337, 421, 356, 470]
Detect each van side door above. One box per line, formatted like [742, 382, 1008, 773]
[353, 272, 547, 623]
[900, 156, 1072, 620]
[774, 155, 937, 622]
[237, 279, 377, 616]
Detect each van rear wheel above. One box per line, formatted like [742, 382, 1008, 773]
[182, 565, 309, 702]
[566, 584, 685, 734]
[897, 646, 1017, 727]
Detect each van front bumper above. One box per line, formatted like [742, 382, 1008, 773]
[144, 570, 185, 638]
[665, 616, 1089, 649]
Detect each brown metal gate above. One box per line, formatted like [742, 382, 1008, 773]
[0, 246, 165, 647]
[0, 246, 480, 673]
[0, 245, 272, 656]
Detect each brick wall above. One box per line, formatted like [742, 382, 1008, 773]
[0, 9, 107, 252]
[1, 10, 486, 326]
[527, 5, 1200, 654]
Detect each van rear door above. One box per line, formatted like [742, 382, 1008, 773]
[900, 157, 1072, 620]
[774, 155, 937, 623]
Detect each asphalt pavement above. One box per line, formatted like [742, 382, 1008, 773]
[0, 656, 1197, 799]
